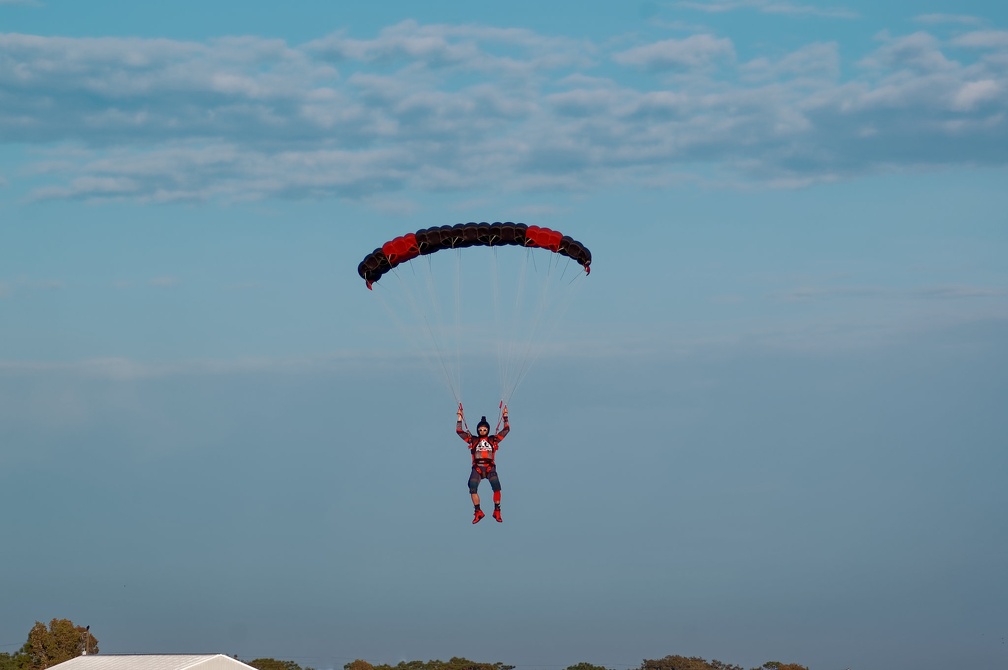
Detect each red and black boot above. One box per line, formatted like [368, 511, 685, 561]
[492, 491, 502, 522]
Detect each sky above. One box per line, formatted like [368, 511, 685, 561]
[1, 1, 1007, 670]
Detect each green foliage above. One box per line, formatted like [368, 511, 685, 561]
[344, 661, 375, 670]
[247, 659, 305, 670]
[369, 658, 514, 670]
[565, 663, 609, 670]
[0, 649, 29, 670]
[640, 655, 744, 670]
[25, 619, 98, 670]
[4, 634, 811, 670]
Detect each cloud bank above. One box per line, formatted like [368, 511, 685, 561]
[2, 18, 1007, 201]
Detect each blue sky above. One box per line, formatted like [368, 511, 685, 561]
[1, 2, 1006, 670]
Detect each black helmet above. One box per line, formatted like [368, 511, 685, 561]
[477, 416, 490, 432]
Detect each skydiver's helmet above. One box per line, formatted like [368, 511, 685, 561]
[477, 416, 490, 436]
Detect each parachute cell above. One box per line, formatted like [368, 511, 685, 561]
[358, 221, 591, 289]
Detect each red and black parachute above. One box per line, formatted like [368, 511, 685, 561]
[358, 221, 591, 289]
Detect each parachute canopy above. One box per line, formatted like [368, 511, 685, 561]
[357, 220, 592, 406]
[358, 221, 591, 289]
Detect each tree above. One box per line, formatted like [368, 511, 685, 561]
[640, 656, 743, 670]
[0, 647, 29, 670]
[565, 664, 608, 670]
[344, 661, 374, 670]
[750, 664, 808, 670]
[369, 658, 514, 670]
[25, 619, 98, 670]
[247, 659, 313, 670]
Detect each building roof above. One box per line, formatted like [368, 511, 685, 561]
[50, 655, 257, 670]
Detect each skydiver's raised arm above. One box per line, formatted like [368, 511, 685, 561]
[457, 407, 471, 441]
[497, 406, 510, 440]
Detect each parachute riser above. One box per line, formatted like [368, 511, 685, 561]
[359, 222, 591, 410]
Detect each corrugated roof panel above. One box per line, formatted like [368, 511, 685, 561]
[50, 654, 257, 670]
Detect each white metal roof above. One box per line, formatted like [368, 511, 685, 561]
[49, 655, 257, 670]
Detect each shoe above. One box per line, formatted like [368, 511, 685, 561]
[472, 509, 485, 524]
[493, 509, 502, 523]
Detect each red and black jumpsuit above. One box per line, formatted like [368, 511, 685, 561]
[458, 418, 509, 494]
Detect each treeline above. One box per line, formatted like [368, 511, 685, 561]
[246, 656, 809, 670]
[1, 619, 98, 670]
[2, 620, 809, 670]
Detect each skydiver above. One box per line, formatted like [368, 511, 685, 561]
[457, 405, 509, 524]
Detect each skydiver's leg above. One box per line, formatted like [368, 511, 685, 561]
[468, 467, 481, 505]
[489, 469, 502, 522]
[469, 468, 484, 523]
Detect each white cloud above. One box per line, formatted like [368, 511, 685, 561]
[952, 79, 1002, 110]
[29, 175, 140, 200]
[777, 285, 887, 302]
[673, 0, 858, 19]
[306, 20, 593, 73]
[914, 14, 986, 26]
[915, 285, 1008, 299]
[613, 35, 735, 70]
[777, 284, 1008, 303]
[0, 352, 411, 380]
[2, 19, 1008, 200]
[860, 31, 956, 73]
[952, 30, 1008, 49]
[0, 277, 64, 297]
[740, 42, 840, 81]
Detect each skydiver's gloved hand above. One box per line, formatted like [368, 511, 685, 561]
[457, 408, 464, 422]
[502, 405, 508, 420]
